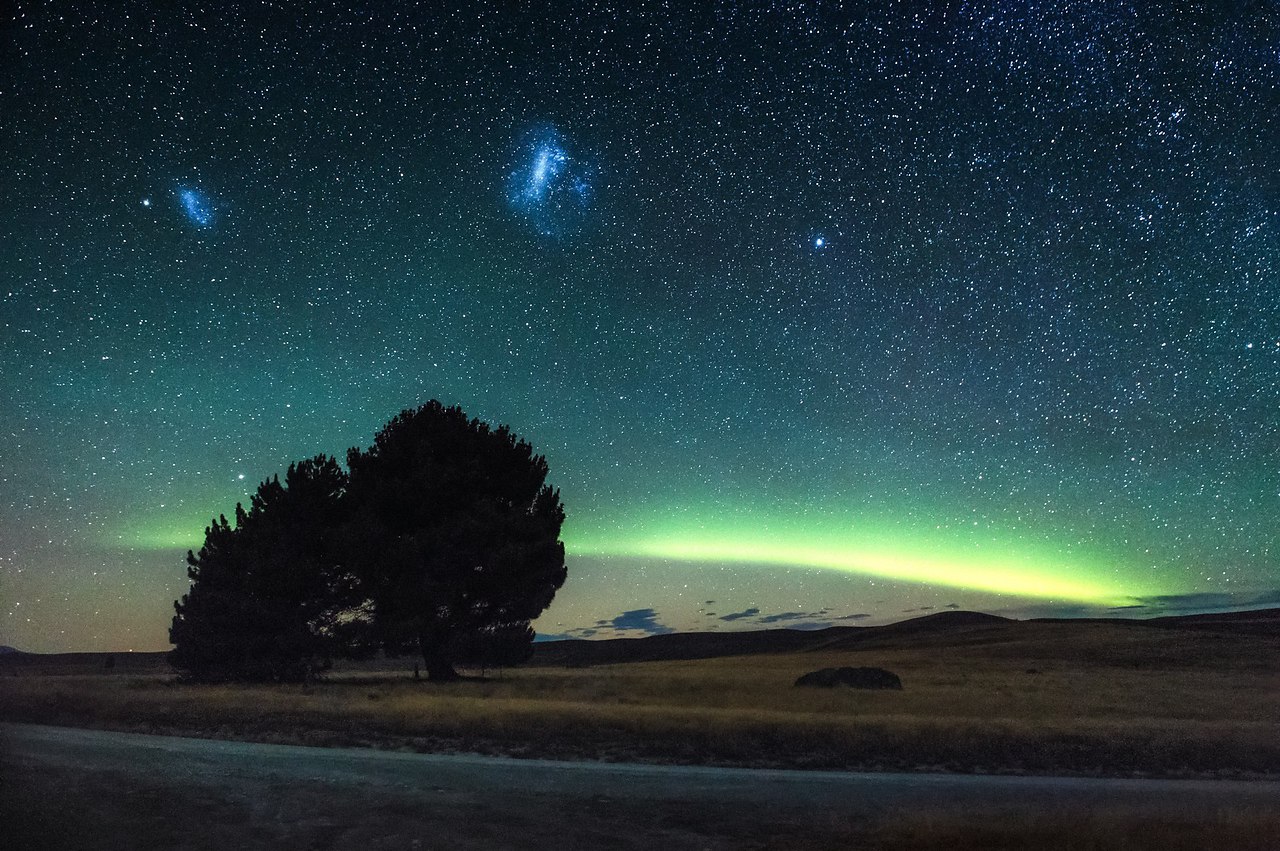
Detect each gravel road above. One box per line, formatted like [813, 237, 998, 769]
[3, 722, 1278, 849]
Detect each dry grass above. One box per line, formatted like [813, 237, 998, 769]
[867, 805, 1280, 851]
[2, 622, 1277, 776]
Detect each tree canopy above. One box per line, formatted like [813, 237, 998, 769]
[345, 401, 566, 680]
[169, 455, 357, 682]
[168, 403, 566, 682]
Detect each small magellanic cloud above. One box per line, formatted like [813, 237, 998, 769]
[178, 187, 215, 228]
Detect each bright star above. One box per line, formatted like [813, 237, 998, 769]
[814, 236, 825, 248]
[141, 198, 152, 207]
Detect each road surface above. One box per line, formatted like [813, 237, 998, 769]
[3, 723, 1278, 849]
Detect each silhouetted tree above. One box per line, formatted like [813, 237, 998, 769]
[448, 622, 536, 676]
[169, 455, 362, 682]
[345, 402, 566, 681]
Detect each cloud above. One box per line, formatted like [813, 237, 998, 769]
[755, 610, 848, 627]
[718, 607, 760, 622]
[945, 603, 960, 609]
[834, 613, 871, 621]
[999, 589, 1280, 622]
[607, 608, 674, 635]
[1133, 593, 1238, 612]
[720, 608, 867, 629]
[544, 610, 680, 639]
[757, 611, 808, 624]
[536, 626, 601, 641]
[1131, 590, 1280, 614]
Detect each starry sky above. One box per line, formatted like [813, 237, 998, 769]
[2, 2, 1277, 652]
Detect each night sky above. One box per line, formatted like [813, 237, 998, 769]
[3, 2, 1277, 653]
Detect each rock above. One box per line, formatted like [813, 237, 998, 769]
[794, 666, 902, 689]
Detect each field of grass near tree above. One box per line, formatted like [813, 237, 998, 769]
[2, 614, 1278, 778]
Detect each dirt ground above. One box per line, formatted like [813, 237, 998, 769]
[4, 723, 1279, 851]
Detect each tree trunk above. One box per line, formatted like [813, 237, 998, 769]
[419, 630, 460, 682]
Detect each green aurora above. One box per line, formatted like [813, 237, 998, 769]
[121, 493, 1150, 607]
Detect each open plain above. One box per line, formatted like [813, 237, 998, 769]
[2, 610, 1277, 777]
[3, 611, 1278, 848]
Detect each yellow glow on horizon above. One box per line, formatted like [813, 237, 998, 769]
[120, 501, 1138, 605]
[571, 526, 1137, 604]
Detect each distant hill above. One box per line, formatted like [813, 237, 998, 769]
[531, 608, 1280, 667]
[530, 610, 1017, 666]
[529, 626, 853, 667]
[888, 609, 1010, 630]
[0, 650, 171, 676]
[1143, 607, 1280, 637]
[3, 608, 1274, 674]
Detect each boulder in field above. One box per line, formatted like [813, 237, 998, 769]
[794, 666, 902, 689]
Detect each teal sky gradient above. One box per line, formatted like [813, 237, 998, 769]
[3, 2, 1277, 651]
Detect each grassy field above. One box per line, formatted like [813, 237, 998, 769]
[870, 807, 1280, 851]
[2, 618, 1277, 777]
